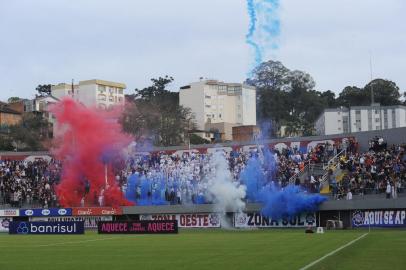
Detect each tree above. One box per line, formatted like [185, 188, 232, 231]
[247, 60, 326, 136]
[319, 90, 337, 107]
[7, 97, 21, 103]
[121, 76, 196, 146]
[336, 86, 367, 106]
[5, 113, 49, 151]
[35, 84, 52, 96]
[189, 134, 210, 145]
[337, 79, 401, 106]
[364, 79, 401, 105]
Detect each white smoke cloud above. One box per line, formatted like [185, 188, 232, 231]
[205, 151, 246, 217]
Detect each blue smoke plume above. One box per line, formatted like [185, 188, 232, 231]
[246, 0, 281, 72]
[125, 173, 167, 206]
[240, 146, 327, 219]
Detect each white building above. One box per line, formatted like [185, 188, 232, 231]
[315, 104, 406, 135]
[51, 79, 126, 109]
[179, 80, 256, 140]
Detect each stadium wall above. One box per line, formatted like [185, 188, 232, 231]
[1, 127, 405, 160]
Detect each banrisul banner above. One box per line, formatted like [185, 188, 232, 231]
[139, 213, 221, 228]
[9, 221, 85, 235]
[352, 210, 406, 227]
[19, 208, 72, 217]
[0, 217, 12, 232]
[30, 216, 113, 229]
[234, 212, 316, 228]
[98, 220, 178, 234]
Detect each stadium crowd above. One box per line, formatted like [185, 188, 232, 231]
[1, 138, 404, 207]
[0, 159, 60, 208]
[330, 141, 406, 200]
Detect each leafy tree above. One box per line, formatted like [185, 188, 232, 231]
[364, 79, 401, 105]
[5, 113, 49, 151]
[7, 97, 21, 103]
[35, 84, 52, 96]
[247, 60, 327, 136]
[319, 90, 337, 107]
[189, 134, 210, 145]
[121, 76, 196, 146]
[337, 79, 401, 106]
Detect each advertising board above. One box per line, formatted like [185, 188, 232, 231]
[0, 209, 19, 217]
[30, 216, 113, 229]
[139, 213, 221, 228]
[9, 221, 85, 235]
[72, 207, 122, 216]
[98, 220, 178, 234]
[234, 212, 316, 228]
[19, 208, 72, 217]
[352, 210, 406, 227]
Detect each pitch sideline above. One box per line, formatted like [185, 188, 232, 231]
[298, 233, 369, 270]
[35, 236, 123, 247]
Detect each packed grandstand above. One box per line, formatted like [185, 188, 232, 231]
[1, 137, 404, 208]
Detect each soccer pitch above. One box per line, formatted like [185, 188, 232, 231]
[0, 229, 404, 270]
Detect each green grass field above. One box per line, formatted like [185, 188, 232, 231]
[0, 229, 405, 270]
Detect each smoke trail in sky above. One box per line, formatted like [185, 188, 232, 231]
[246, 0, 281, 72]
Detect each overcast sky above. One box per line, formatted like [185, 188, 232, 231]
[0, 0, 405, 101]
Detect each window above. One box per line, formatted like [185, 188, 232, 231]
[109, 96, 114, 102]
[98, 94, 106, 101]
[118, 89, 123, 95]
[99, 85, 106, 93]
[375, 118, 380, 123]
[205, 105, 211, 108]
[219, 113, 222, 118]
[205, 95, 211, 99]
[355, 110, 361, 115]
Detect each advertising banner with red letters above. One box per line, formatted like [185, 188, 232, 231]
[0, 209, 19, 217]
[30, 216, 113, 229]
[72, 207, 122, 216]
[139, 213, 221, 228]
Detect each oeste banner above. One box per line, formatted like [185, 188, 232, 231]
[72, 207, 122, 216]
[9, 221, 85, 235]
[30, 216, 113, 229]
[139, 213, 221, 228]
[234, 212, 316, 228]
[98, 220, 178, 234]
[352, 210, 406, 227]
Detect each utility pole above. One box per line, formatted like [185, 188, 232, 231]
[369, 53, 374, 105]
[71, 79, 74, 99]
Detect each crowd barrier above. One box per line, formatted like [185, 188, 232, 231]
[1, 207, 406, 233]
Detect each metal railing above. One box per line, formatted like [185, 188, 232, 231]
[319, 149, 347, 190]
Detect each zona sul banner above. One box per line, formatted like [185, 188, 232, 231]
[9, 221, 85, 235]
[98, 220, 178, 234]
[352, 210, 406, 227]
[234, 212, 316, 228]
[19, 208, 72, 217]
[139, 213, 221, 228]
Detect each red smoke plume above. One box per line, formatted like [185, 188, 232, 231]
[51, 98, 133, 207]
